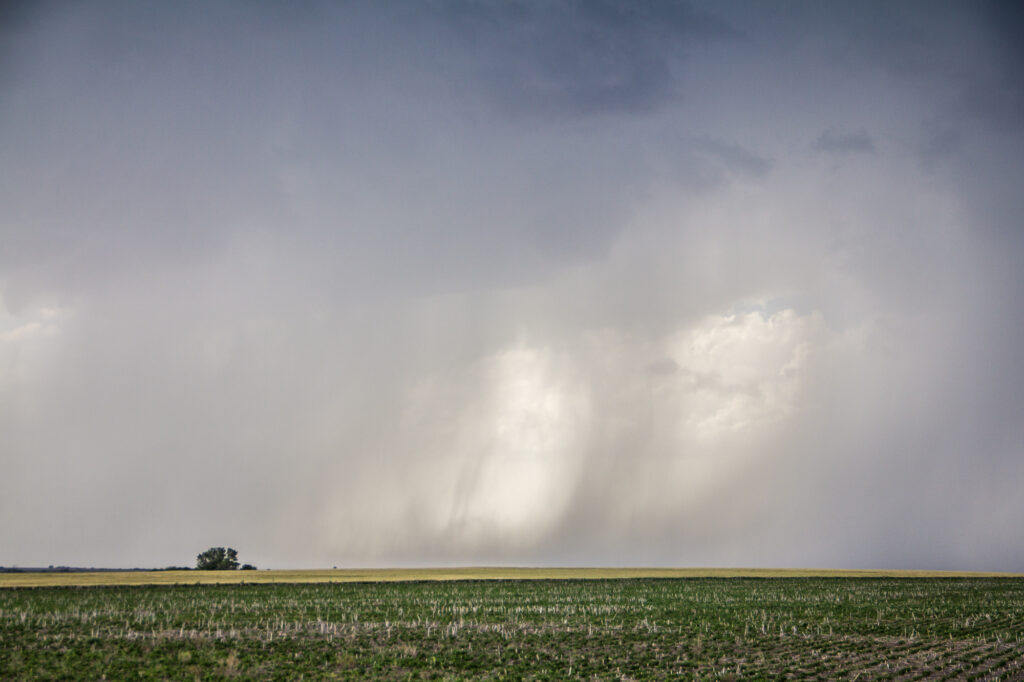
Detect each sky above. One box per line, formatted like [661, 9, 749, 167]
[2, 0, 1023, 571]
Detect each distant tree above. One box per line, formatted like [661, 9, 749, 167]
[196, 547, 240, 570]
[240, 564, 257, 570]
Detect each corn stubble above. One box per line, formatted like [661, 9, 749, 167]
[2, 578, 1023, 679]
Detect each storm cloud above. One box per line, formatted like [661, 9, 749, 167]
[813, 129, 875, 155]
[2, 1, 1023, 571]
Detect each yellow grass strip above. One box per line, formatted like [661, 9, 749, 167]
[2, 566, 1022, 588]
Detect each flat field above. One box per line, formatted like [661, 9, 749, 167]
[3, 575, 1023, 679]
[2, 566, 1018, 588]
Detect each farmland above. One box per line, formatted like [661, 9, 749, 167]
[2, 576, 1023, 679]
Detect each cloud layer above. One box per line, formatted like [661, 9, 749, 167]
[2, 1, 1023, 570]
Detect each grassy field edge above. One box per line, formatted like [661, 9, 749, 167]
[2, 566, 1021, 588]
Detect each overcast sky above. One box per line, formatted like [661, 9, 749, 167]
[2, 1, 1023, 571]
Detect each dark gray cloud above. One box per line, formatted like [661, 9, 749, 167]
[2, 1, 1023, 571]
[3, 0, 722, 308]
[693, 137, 773, 176]
[813, 129, 875, 154]
[444, 0, 738, 117]
[967, 1, 1024, 130]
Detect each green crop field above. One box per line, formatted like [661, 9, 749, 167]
[2, 577, 1023, 679]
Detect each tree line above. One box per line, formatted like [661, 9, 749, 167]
[1, 548, 257, 572]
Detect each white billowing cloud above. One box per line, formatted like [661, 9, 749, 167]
[304, 302, 836, 566]
[665, 309, 818, 442]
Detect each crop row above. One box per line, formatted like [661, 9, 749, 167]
[2, 578, 1022, 679]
